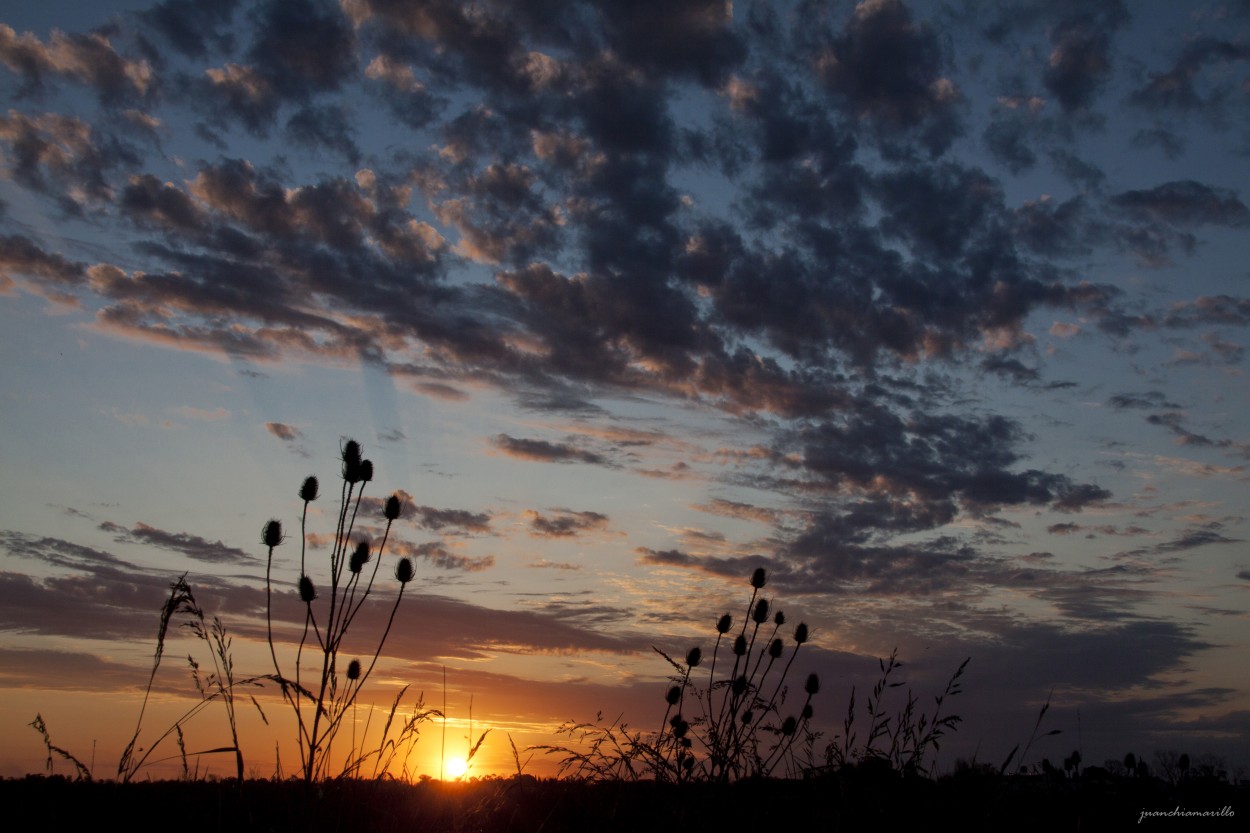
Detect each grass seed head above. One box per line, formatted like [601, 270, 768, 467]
[262, 519, 283, 548]
[299, 476, 319, 502]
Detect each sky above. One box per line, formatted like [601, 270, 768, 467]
[1, 0, 1249, 781]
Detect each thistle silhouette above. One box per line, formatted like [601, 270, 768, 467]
[264, 438, 411, 782]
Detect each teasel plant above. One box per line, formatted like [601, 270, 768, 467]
[263, 438, 414, 782]
[651, 567, 818, 783]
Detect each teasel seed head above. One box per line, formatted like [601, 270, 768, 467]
[395, 557, 415, 584]
[673, 719, 689, 739]
[359, 459, 373, 483]
[752, 598, 770, 624]
[685, 647, 702, 668]
[741, 709, 754, 725]
[794, 622, 809, 645]
[802, 704, 814, 720]
[299, 476, 319, 502]
[262, 519, 283, 548]
[682, 755, 694, 770]
[732, 674, 748, 695]
[781, 716, 797, 736]
[349, 540, 371, 574]
[750, 567, 767, 589]
[298, 574, 317, 603]
[347, 659, 361, 681]
[768, 638, 784, 659]
[774, 610, 786, 626]
[342, 439, 363, 483]
[732, 634, 747, 656]
[805, 672, 820, 695]
[665, 685, 682, 706]
[384, 493, 402, 521]
[716, 613, 732, 634]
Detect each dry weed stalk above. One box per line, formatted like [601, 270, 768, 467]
[264, 438, 414, 782]
[535, 568, 818, 782]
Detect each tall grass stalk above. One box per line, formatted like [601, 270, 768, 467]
[824, 649, 969, 776]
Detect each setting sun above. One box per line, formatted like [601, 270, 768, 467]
[443, 757, 468, 780]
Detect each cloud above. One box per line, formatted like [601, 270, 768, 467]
[0, 24, 152, 101]
[139, 0, 241, 58]
[814, 0, 962, 154]
[392, 540, 495, 572]
[1042, 7, 1127, 114]
[525, 509, 609, 539]
[99, 520, 253, 564]
[410, 505, 492, 534]
[1130, 37, 1250, 117]
[265, 422, 303, 441]
[491, 434, 611, 466]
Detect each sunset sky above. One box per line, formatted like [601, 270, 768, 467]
[2, 0, 1249, 780]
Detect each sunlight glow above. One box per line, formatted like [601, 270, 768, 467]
[443, 756, 468, 780]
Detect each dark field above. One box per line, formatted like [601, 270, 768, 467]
[4, 769, 1241, 833]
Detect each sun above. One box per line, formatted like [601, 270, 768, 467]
[443, 756, 468, 780]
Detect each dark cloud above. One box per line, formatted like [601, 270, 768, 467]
[1115, 526, 1242, 560]
[598, 0, 746, 87]
[1130, 37, 1250, 117]
[389, 540, 494, 572]
[526, 509, 609, 539]
[983, 112, 1037, 173]
[1132, 128, 1185, 160]
[285, 103, 360, 164]
[0, 23, 152, 102]
[1042, 8, 1127, 113]
[0, 234, 86, 289]
[814, 0, 962, 155]
[1108, 391, 1181, 410]
[99, 520, 253, 564]
[1110, 180, 1250, 229]
[491, 434, 611, 466]
[246, 0, 355, 99]
[265, 422, 302, 442]
[410, 505, 492, 534]
[139, 0, 240, 58]
[1144, 411, 1248, 455]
